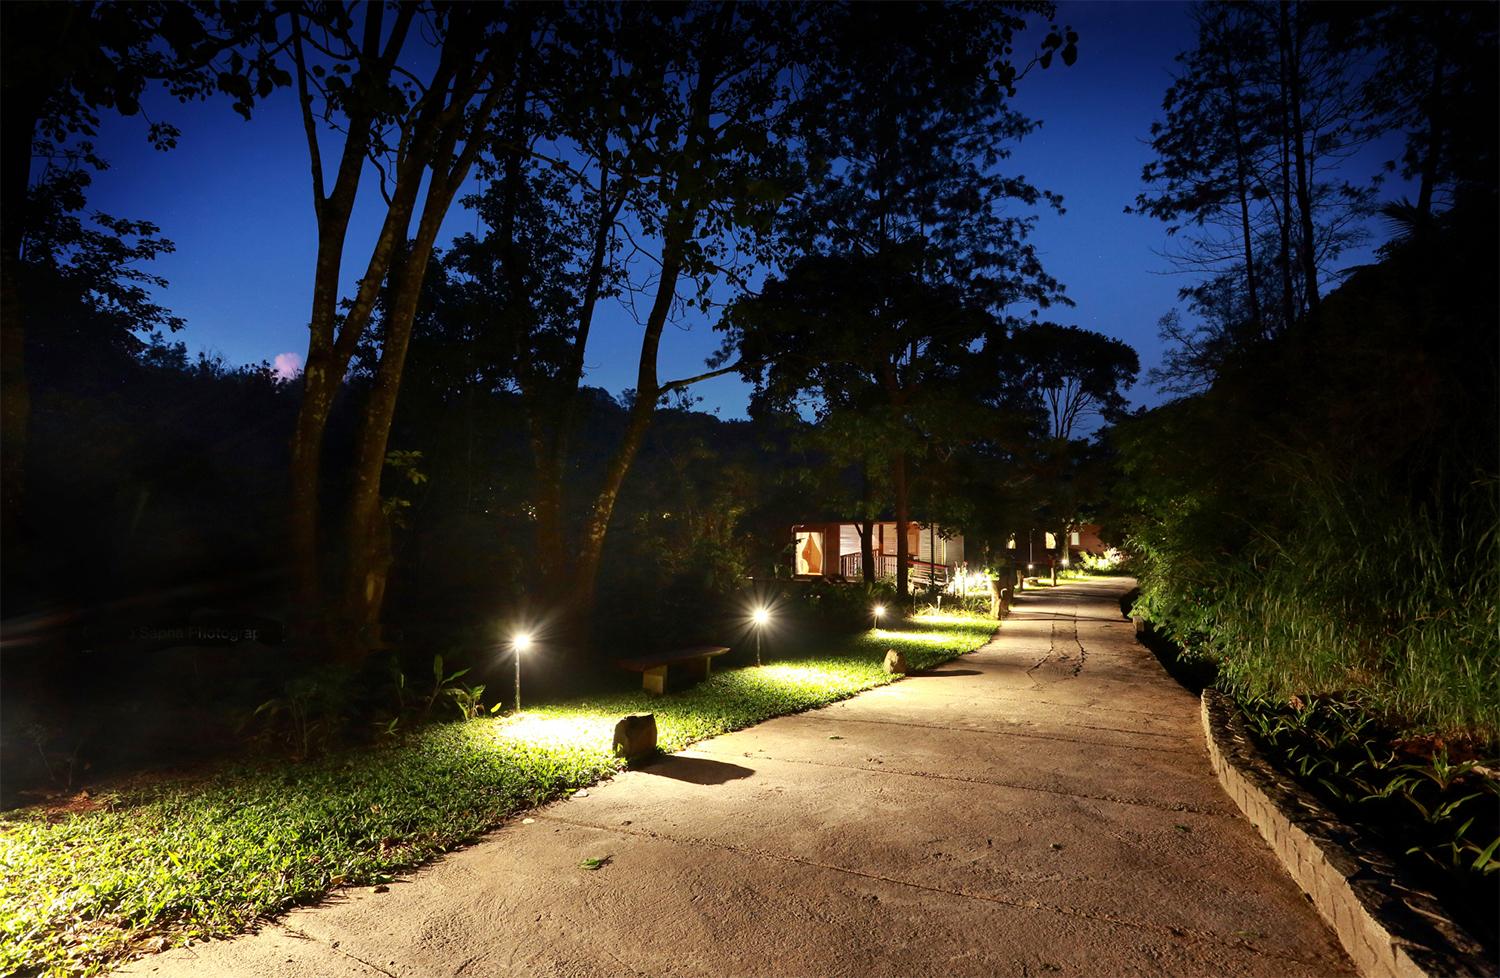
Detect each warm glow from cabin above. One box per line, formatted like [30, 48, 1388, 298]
[794, 530, 824, 575]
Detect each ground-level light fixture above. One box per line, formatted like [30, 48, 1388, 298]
[512, 631, 533, 712]
[752, 607, 770, 666]
[872, 603, 886, 630]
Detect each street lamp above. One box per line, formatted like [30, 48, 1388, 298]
[512, 631, 532, 713]
[752, 607, 770, 666]
[872, 603, 885, 631]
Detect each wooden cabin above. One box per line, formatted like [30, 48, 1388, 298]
[790, 521, 965, 587]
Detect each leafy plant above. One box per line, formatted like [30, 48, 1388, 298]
[245, 671, 348, 759]
[446, 683, 492, 721]
[1238, 694, 1499, 947]
[424, 654, 470, 717]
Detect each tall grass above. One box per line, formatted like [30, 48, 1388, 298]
[1134, 461, 1499, 744]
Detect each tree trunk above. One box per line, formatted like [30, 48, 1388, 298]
[858, 464, 876, 582]
[529, 441, 569, 599]
[0, 244, 25, 546]
[893, 450, 910, 598]
[1276, 0, 1298, 329]
[567, 225, 686, 627]
[1286, 2, 1319, 314]
[338, 58, 509, 655]
[340, 229, 457, 651]
[0, 101, 36, 549]
[1226, 83, 1263, 337]
[859, 520, 876, 583]
[530, 27, 725, 651]
[287, 354, 337, 622]
[284, 3, 463, 650]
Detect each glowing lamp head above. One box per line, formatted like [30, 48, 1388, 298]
[513, 631, 533, 653]
[1061, 558, 1070, 567]
[1027, 563, 1035, 571]
[752, 607, 770, 627]
[872, 604, 885, 618]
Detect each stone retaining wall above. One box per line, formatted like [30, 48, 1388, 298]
[1199, 689, 1494, 978]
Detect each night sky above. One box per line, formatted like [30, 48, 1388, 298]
[81, 1, 1407, 417]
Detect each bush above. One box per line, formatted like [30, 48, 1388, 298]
[1080, 548, 1131, 574]
[783, 579, 899, 632]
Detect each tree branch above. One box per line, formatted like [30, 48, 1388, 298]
[290, 14, 326, 219]
[659, 361, 742, 394]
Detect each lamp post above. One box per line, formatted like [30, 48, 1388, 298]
[752, 607, 769, 666]
[512, 631, 532, 713]
[872, 603, 885, 631]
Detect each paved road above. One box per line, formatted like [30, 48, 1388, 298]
[121, 578, 1355, 977]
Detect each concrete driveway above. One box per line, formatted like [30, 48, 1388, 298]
[120, 577, 1355, 977]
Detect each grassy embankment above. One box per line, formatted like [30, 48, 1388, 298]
[0, 612, 996, 977]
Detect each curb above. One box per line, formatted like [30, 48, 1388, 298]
[1199, 689, 1494, 978]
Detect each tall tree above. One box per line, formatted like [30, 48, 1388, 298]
[1134, 1, 1377, 387]
[1009, 323, 1139, 443]
[725, 247, 1013, 596]
[739, 1, 1074, 596]
[1008, 322, 1138, 559]
[1339, 2, 1499, 231]
[274, 3, 518, 655]
[446, 3, 802, 647]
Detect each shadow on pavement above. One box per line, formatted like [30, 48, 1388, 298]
[639, 755, 755, 785]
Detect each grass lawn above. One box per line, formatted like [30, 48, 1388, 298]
[0, 612, 996, 977]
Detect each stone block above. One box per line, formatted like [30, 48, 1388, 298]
[883, 649, 909, 675]
[641, 665, 668, 696]
[612, 713, 658, 761]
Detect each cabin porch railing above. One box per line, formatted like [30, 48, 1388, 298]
[838, 552, 951, 589]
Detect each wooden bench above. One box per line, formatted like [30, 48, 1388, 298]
[616, 645, 731, 696]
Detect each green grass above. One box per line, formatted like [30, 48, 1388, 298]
[0, 612, 996, 977]
[1132, 466, 1500, 743]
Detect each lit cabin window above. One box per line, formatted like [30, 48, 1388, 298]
[795, 531, 825, 575]
[1070, 531, 1080, 545]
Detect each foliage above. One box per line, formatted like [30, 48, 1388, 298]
[1119, 198, 1499, 743]
[1131, 0, 1381, 384]
[244, 668, 352, 761]
[0, 613, 994, 977]
[1239, 694, 1498, 949]
[1078, 548, 1131, 574]
[1007, 323, 1139, 440]
[1133, 1, 1497, 394]
[782, 579, 902, 633]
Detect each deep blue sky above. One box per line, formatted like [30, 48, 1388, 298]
[82, 1, 1400, 416]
